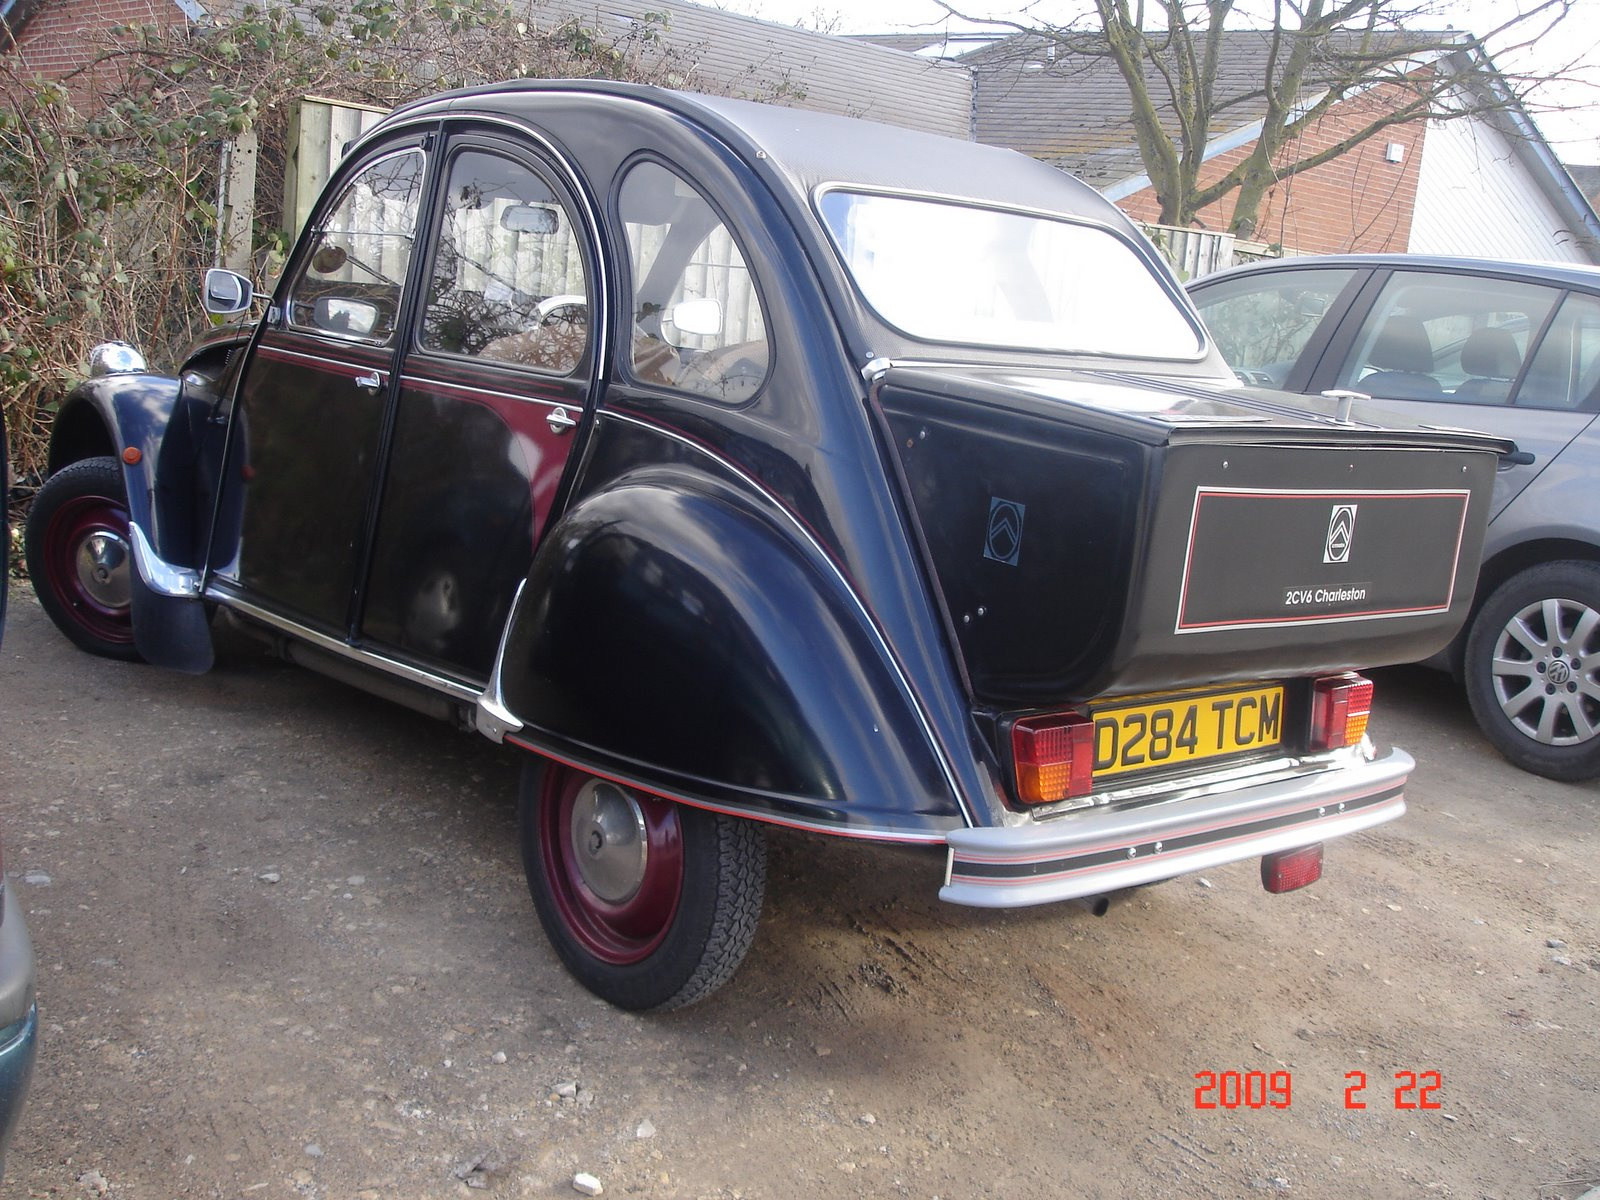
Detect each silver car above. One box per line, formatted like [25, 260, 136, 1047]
[1191, 254, 1600, 781]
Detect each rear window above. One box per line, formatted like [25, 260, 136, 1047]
[817, 190, 1203, 360]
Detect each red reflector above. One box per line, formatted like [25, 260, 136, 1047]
[1310, 673, 1374, 751]
[121, 446, 142, 466]
[1012, 713, 1095, 805]
[1262, 843, 1323, 893]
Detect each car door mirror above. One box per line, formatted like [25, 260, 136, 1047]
[203, 268, 254, 315]
[312, 295, 380, 336]
[670, 298, 723, 338]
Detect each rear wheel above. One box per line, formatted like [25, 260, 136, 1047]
[1464, 561, 1600, 780]
[520, 761, 766, 1011]
[24, 457, 142, 661]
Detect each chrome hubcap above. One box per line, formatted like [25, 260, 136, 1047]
[568, 780, 649, 903]
[1492, 596, 1600, 746]
[75, 530, 131, 610]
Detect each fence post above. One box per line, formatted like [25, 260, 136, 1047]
[283, 97, 389, 238]
[217, 130, 259, 273]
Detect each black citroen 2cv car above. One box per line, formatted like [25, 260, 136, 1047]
[27, 81, 1509, 1010]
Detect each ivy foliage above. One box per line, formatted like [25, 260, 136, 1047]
[0, 0, 689, 479]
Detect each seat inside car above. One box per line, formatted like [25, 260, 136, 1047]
[1359, 315, 1444, 399]
[1454, 327, 1523, 404]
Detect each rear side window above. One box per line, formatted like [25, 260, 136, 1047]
[1521, 292, 1600, 410]
[1191, 267, 1356, 387]
[617, 160, 771, 403]
[1333, 272, 1561, 405]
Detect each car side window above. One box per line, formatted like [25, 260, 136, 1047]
[285, 149, 425, 344]
[1334, 272, 1560, 406]
[1520, 293, 1600, 410]
[419, 149, 590, 374]
[617, 160, 771, 403]
[1191, 267, 1356, 387]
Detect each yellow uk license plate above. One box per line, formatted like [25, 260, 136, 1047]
[1089, 684, 1285, 779]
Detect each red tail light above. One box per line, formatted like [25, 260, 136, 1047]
[1011, 712, 1095, 805]
[1262, 843, 1324, 893]
[1310, 673, 1373, 751]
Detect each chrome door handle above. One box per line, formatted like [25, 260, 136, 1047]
[354, 372, 382, 395]
[547, 406, 577, 435]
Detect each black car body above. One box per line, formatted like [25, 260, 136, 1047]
[1191, 254, 1600, 781]
[28, 83, 1510, 1009]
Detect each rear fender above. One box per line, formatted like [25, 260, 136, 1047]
[47, 375, 212, 672]
[494, 467, 962, 840]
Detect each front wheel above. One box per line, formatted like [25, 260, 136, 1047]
[1464, 561, 1600, 780]
[519, 761, 766, 1011]
[24, 456, 143, 661]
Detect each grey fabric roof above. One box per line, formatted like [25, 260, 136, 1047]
[959, 29, 1455, 187]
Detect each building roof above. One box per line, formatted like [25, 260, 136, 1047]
[958, 29, 1455, 188]
[1569, 164, 1600, 208]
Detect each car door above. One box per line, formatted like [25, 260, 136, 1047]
[211, 139, 430, 635]
[355, 135, 600, 681]
[1311, 269, 1600, 520]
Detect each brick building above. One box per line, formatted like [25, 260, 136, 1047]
[2, 0, 198, 90]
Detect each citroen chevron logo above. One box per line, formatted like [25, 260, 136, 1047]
[1324, 504, 1357, 564]
[985, 497, 1025, 566]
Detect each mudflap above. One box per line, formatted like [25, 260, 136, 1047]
[130, 579, 213, 674]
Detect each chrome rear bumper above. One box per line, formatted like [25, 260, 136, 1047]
[941, 748, 1410, 908]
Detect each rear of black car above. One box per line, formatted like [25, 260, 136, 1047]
[872, 365, 1507, 906]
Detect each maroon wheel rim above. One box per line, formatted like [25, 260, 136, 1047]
[540, 767, 684, 965]
[42, 494, 135, 645]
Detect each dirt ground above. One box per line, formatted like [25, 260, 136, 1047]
[0, 593, 1596, 1200]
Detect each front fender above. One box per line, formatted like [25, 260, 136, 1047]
[498, 469, 963, 840]
[49, 373, 179, 548]
[47, 374, 212, 672]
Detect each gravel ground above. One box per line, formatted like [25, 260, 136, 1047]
[0, 594, 1596, 1199]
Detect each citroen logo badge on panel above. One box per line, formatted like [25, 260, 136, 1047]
[1324, 504, 1357, 564]
[985, 497, 1025, 566]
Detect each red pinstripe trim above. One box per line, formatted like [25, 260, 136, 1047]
[505, 736, 950, 845]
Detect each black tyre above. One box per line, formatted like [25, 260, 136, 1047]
[24, 456, 143, 661]
[520, 760, 766, 1011]
[1464, 561, 1600, 781]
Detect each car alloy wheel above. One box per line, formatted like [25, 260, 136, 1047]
[1465, 561, 1600, 780]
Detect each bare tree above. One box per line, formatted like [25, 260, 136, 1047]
[939, 0, 1580, 237]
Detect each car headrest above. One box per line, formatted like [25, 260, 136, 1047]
[1460, 327, 1522, 381]
[1368, 315, 1434, 373]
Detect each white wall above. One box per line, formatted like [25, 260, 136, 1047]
[1410, 108, 1596, 263]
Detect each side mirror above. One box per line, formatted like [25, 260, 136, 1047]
[670, 297, 723, 338]
[203, 268, 254, 316]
